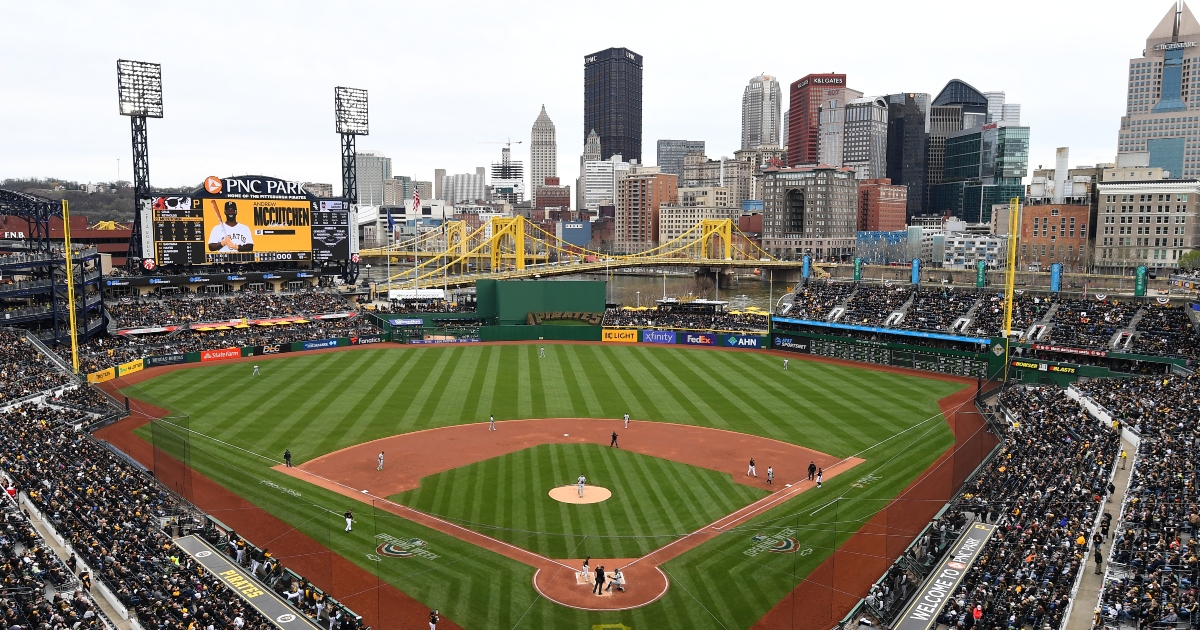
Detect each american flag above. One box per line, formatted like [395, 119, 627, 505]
[412, 186, 421, 213]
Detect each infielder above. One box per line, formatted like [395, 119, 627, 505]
[489, 414, 496, 431]
[377, 452, 384, 471]
[610, 431, 618, 448]
[577, 474, 586, 498]
[747, 457, 757, 477]
[344, 510, 353, 532]
[767, 466, 774, 485]
[253, 365, 260, 376]
[816, 468, 823, 488]
[623, 412, 629, 429]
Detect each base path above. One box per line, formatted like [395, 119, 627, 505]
[277, 418, 863, 611]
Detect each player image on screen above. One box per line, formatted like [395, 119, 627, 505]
[208, 200, 254, 252]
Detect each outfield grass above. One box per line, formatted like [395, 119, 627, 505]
[392, 443, 769, 558]
[124, 344, 965, 630]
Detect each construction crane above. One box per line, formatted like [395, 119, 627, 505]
[479, 138, 523, 148]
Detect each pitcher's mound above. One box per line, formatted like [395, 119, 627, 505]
[549, 485, 612, 504]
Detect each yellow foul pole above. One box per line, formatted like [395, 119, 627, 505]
[61, 200, 80, 374]
[1001, 197, 1020, 381]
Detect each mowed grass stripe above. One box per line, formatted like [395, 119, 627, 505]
[593, 345, 664, 421]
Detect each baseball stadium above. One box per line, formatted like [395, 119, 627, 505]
[0, 75, 1197, 630]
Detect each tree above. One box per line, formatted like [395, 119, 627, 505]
[1178, 250, 1200, 272]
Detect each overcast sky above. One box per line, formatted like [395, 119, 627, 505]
[0, 0, 1170, 195]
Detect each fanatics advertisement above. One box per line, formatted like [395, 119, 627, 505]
[352, 335, 384, 345]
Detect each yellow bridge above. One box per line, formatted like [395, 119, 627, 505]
[359, 216, 822, 289]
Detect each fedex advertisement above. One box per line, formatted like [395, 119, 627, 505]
[641, 330, 676, 344]
[681, 333, 716, 346]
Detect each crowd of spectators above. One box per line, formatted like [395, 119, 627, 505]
[896, 288, 978, 333]
[0, 330, 72, 406]
[601, 307, 768, 332]
[969, 293, 1057, 339]
[47, 387, 120, 416]
[374, 298, 476, 313]
[840, 285, 913, 326]
[0, 487, 103, 630]
[786, 281, 856, 320]
[106, 289, 351, 329]
[897, 385, 1119, 630]
[1088, 374, 1199, 628]
[1130, 304, 1200, 360]
[1046, 299, 1141, 350]
[64, 317, 381, 374]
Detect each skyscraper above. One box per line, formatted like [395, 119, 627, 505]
[924, 105, 964, 213]
[886, 93, 930, 220]
[843, 97, 889, 180]
[1116, 2, 1200, 177]
[656, 139, 705, 179]
[490, 147, 525, 204]
[354, 151, 392, 206]
[742, 74, 782, 150]
[787, 74, 859, 166]
[932, 79, 990, 130]
[584, 47, 643, 162]
[530, 105, 557, 205]
[927, 123, 1029, 223]
[578, 130, 603, 210]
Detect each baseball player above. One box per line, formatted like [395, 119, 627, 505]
[429, 609, 439, 629]
[766, 466, 774, 485]
[253, 365, 260, 376]
[577, 474, 586, 498]
[539, 346, 545, 358]
[344, 510, 353, 532]
[623, 412, 629, 429]
[489, 414, 496, 431]
[377, 452, 384, 471]
[610, 431, 618, 448]
[747, 457, 757, 477]
[784, 358, 789, 370]
[816, 468, 823, 488]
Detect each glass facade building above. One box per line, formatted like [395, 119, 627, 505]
[886, 93, 930, 220]
[928, 124, 1029, 223]
[584, 48, 643, 163]
[656, 139, 705, 180]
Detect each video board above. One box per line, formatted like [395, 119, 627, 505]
[140, 175, 354, 266]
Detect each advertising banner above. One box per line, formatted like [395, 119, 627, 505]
[892, 523, 996, 630]
[117, 359, 144, 377]
[854, 257, 862, 281]
[352, 334, 385, 345]
[145, 354, 187, 368]
[87, 367, 117, 384]
[802, 255, 811, 279]
[298, 339, 339, 351]
[976, 260, 986, 288]
[200, 347, 242, 362]
[680, 332, 717, 346]
[641, 329, 676, 344]
[390, 318, 425, 326]
[911, 258, 921, 284]
[257, 343, 292, 355]
[602, 328, 638, 343]
[771, 334, 811, 353]
[722, 334, 762, 349]
[1050, 263, 1062, 293]
[407, 338, 482, 344]
[1135, 265, 1147, 297]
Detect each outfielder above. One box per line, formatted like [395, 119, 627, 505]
[253, 365, 260, 376]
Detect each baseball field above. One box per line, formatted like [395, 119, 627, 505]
[103, 343, 973, 630]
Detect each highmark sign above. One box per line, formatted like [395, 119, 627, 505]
[892, 523, 996, 630]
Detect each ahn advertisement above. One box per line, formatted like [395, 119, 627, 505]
[772, 334, 812, 353]
[200, 347, 243, 362]
[722, 334, 762, 349]
[641, 329, 676, 344]
[681, 332, 717, 346]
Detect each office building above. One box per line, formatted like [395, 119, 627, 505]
[530, 106, 557, 206]
[760, 165, 859, 259]
[578, 129, 603, 210]
[434, 169, 446, 200]
[787, 74, 861, 166]
[354, 151, 392, 206]
[818, 96, 847, 167]
[414, 181, 432, 201]
[1116, 2, 1200, 177]
[742, 74, 782, 150]
[1096, 165, 1197, 270]
[302, 182, 334, 198]
[678, 187, 731, 208]
[659, 203, 740, 244]
[933, 79, 990, 129]
[858, 178, 907, 232]
[782, 109, 790, 151]
[844, 97, 889, 180]
[928, 123, 1030, 224]
[886, 93, 930, 219]
[490, 147, 525, 204]
[682, 154, 753, 208]
[924, 105, 965, 210]
[942, 233, 1008, 269]
[984, 91, 1021, 125]
[583, 154, 632, 210]
[734, 146, 787, 200]
[584, 47, 643, 162]
[534, 177, 572, 212]
[656, 139, 706, 179]
[382, 177, 407, 206]
[615, 167, 677, 252]
[441, 171, 487, 204]
[1018, 198, 1093, 272]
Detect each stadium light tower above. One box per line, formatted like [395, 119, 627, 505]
[334, 87, 368, 203]
[117, 59, 163, 268]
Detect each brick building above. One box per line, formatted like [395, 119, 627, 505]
[1018, 200, 1092, 272]
[615, 169, 678, 253]
[857, 178, 908, 232]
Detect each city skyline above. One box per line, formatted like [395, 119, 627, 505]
[0, 0, 1160, 194]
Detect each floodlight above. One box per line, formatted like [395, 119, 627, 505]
[334, 87, 369, 135]
[117, 60, 163, 118]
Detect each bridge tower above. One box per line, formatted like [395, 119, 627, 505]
[488, 216, 527, 272]
[700, 219, 733, 260]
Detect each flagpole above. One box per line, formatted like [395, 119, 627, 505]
[386, 208, 392, 301]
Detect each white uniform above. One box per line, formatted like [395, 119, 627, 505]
[577, 475, 586, 497]
[489, 415, 496, 431]
[253, 365, 259, 376]
[784, 359, 789, 370]
[208, 222, 254, 252]
[377, 452, 384, 470]
[539, 347, 545, 357]
[623, 413, 629, 429]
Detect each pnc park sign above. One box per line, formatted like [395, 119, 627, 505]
[892, 523, 996, 630]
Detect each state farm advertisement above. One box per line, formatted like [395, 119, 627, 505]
[200, 347, 243, 362]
